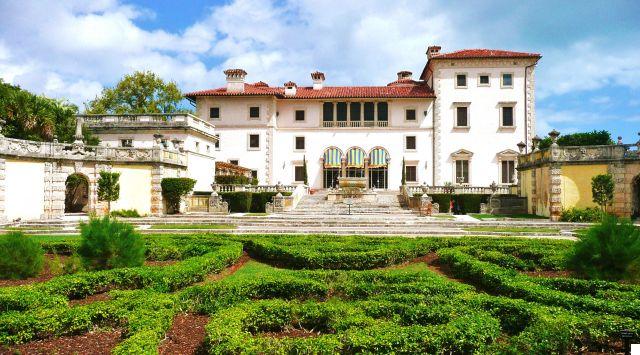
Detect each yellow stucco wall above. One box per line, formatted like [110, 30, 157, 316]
[5, 160, 45, 220]
[560, 164, 608, 209]
[111, 165, 152, 215]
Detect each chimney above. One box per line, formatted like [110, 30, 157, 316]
[397, 70, 412, 81]
[284, 81, 297, 96]
[223, 68, 247, 93]
[311, 71, 325, 90]
[426, 45, 441, 59]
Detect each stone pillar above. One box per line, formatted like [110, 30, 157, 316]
[340, 157, 346, 179]
[364, 158, 370, 188]
[0, 158, 5, 220]
[530, 168, 537, 215]
[150, 164, 164, 216]
[50, 163, 67, 218]
[549, 164, 563, 221]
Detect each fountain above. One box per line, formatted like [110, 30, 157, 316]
[326, 176, 378, 202]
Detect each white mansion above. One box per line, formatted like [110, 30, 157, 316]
[185, 46, 540, 190]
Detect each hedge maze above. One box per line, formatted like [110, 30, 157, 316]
[1, 234, 639, 354]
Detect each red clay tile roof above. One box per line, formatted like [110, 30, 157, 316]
[430, 49, 541, 60]
[185, 83, 435, 99]
[252, 81, 269, 87]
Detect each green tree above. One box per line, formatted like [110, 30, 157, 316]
[161, 177, 196, 214]
[84, 71, 187, 114]
[0, 79, 81, 142]
[302, 155, 308, 185]
[401, 157, 406, 186]
[97, 171, 121, 213]
[538, 130, 613, 150]
[591, 174, 614, 212]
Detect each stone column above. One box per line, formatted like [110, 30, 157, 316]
[341, 157, 346, 178]
[364, 158, 370, 188]
[150, 164, 164, 216]
[50, 163, 67, 218]
[549, 164, 563, 221]
[530, 168, 537, 215]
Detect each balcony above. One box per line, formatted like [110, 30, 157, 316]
[322, 120, 389, 128]
[80, 113, 216, 138]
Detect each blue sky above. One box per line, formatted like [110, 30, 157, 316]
[0, 0, 638, 142]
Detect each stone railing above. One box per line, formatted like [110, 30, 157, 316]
[405, 184, 513, 196]
[80, 113, 216, 137]
[322, 121, 389, 128]
[518, 143, 640, 168]
[214, 184, 297, 193]
[0, 136, 187, 166]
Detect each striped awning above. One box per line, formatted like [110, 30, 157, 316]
[323, 147, 342, 168]
[346, 148, 365, 168]
[369, 148, 389, 167]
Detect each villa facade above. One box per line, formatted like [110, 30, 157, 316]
[186, 46, 541, 190]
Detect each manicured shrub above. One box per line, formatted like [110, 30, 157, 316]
[97, 171, 120, 213]
[538, 130, 613, 150]
[250, 192, 281, 213]
[161, 177, 196, 214]
[77, 217, 146, 270]
[110, 209, 141, 218]
[0, 232, 44, 279]
[429, 194, 490, 213]
[220, 191, 291, 213]
[560, 207, 603, 222]
[215, 175, 251, 185]
[567, 215, 640, 281]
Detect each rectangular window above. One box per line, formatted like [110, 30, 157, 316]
[336, 102, 347, 121]
[501, 160, 515, 184]
[209, 107, 220, 119]
[248, 134, 260, 149]
[295, 110, 305, 121]
[229, 160, 239, 166]
[502, 73, 513, 87]
[456, 74, 467, 88]
[405, 136, 417, 150]
[295, 136, 305, 150]
[195, 141, 200, 152]
[479, 75, 490, 86]
[456, 106, 469, 127]
[377, 102, 388, 121]
[322, 102, 334, 122]
[364, 102, 375, 121]
[405, 166, 417, 182]
[294, 166, 305, 182]
[350, 102, 361, 121]
[249, 106, 260, 118]
[455, 160, 469, 184]
[206, 145, 210, 153]
[120, 139, 132, 147]
[214, 134, 220, 149]
[405, 109, 416, 121]
[251, 170, 258, 179]
[502, 106, 514, 127]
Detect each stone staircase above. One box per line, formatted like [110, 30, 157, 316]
[290, 190, 412, 216]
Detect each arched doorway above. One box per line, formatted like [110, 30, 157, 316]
[633, 175, 640, 219]
[369, 147, 389, 189]
[65, 174, 89, 213]
[322, 147, 342, 189]
[345, 147, 366, 178]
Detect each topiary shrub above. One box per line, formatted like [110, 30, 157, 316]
[560, 207, 603, 222]
[0, 232, 44, 279]
[161, 177, 196, 214]
[220, 192, 253, 212]
[567, 215, 640, 281]
[215, 175, 251, 185]
[430, 194, 490, 214]
[77, 217, 146, 270]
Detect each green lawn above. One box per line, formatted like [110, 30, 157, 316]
[4, 226, 64, 231]
[148, 223, 236, 230]
[463, 226, 561, 234]
[469, 213, 549, 220]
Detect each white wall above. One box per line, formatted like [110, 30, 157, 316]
[434, 61, 531, 186]
[214, 127, 269, 183]
[5, 160, 45, 220]
[111, 165, 152, 214]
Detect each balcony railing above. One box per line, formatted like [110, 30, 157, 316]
[215, 184, 297, 193]
[518, 143, 640, 168]
[80, 113, 216, 136]
[405, 185, 514, 195]
[322, 120, 389, 128]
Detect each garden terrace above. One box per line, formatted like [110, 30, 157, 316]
[0, 234, 638, 354]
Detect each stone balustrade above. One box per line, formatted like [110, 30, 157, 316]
[215, 184, 297, 193]
[80, 113, 216, 137]
[0, 136, 187, 166]
[518, 144, 640, 168]
[405, 184, 513, 196]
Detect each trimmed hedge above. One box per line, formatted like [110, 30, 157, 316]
[0, 232, 44, 279]
[430, 194, 490, 213]
[220, 191, 291, 213]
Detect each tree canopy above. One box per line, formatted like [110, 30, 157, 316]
[84, 71, 187, 114]
[538, 130, 613, 150]
[0, 79, 78, 142]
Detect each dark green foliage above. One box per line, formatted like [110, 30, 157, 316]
[401, 157, 406, 185]
[161, 177, 196, 214]
[538, 130, 613, 149]
[110, 209, 141, 218]
[215, 175, 252, 185]
[302, 155, 308, 185]
[0, 232, 44, 279]
[77, 217, 145, 270]
[560, 207, 603, 222]
[220, 191, 291, 213]
[591, 174, 615, 211]
[97, 171, 120, 213]
[430, 194, 490, 213]
[568, 215, 640, 281]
